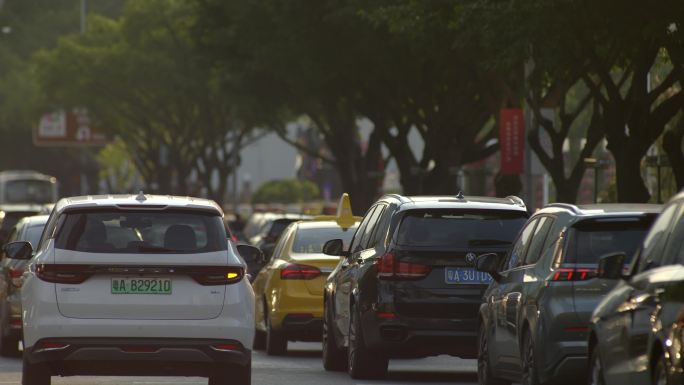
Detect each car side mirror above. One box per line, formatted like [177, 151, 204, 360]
[598, 252, 626, 280]
[3, 241, 33, 260]
[237, 244, 266, 283]
[237, 244, 265, 265]
[323, 239, 348, 257]
[475, 252, 501, 282]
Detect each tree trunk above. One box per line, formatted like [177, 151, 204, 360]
[611, 144, 650, 202]
[324, 120, 382, 215]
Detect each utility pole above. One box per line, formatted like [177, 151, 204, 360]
[80, 0, 87, 34]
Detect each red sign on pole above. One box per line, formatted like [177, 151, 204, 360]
[499, 108, 524, 175]
[33, 108, 111, 147]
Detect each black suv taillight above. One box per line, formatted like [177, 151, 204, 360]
[376, 253, 431, 280]
[550, 268, 597, 281]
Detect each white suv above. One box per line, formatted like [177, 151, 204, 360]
[3, 194, 255, 385]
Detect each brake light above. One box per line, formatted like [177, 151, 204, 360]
[188, 266, 244, 286]
[36, 264, 93, 284]
[280, 264, 321, 280]
[34, 341, 70, 353]
[211, 343, 242, 352]
[551, 268, 597, 281]
[9, 267, 24, 288]
[376, 253, 431, 280]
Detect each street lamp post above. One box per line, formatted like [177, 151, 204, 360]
[584, 158, 608, 203]
[80, 0, 87, 34]
[645, 155, 670, 204]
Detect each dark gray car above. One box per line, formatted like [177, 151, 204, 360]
[476, 203, 660, 385]
[0, 214, 49, 356]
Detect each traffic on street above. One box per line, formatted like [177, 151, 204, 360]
[2, 1, 684, 385]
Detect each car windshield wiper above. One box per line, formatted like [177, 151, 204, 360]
[468, 239, 511, 246]
[137, 246, 179, 253]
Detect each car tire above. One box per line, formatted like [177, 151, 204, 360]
[322, 304, 346, 371]
[22, 354, 51, 385]
[521, 330, 543, 385]
[265, 314, 287, 356]
[208, 360, 251, 385]
[653, 353, 669, 385]
[347, 304, 388, 379]
[478, 323, 511, 385]
[588, 344, 605, 385]
[253, 330, 266, 351]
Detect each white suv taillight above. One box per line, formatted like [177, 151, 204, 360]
[34, 264, 245, 286]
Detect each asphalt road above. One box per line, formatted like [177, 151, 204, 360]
[0, 343, 477, 385]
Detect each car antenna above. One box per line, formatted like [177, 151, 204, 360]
[456, 191, 465, 200]
[135, 190, 147, 202]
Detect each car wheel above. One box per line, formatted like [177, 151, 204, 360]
[653, 353, 669, 385]
[322, 304, 346, 371]
[22, 354, 51, 385]
[478, 323, 511, 385]
[208, 360, 251, 385]
[253, 330, 266, 351]
[588, 344, 605, 385]
[521, 331, 542, 385]
[265, 314, 287, 356]
[347, 304, 388, 379]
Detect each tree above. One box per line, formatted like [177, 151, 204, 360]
[35, 0, 253, 202]
[194, 0, 387, 212]
[356, 1, 503, 195]
[462, 0, 684, 203]
[0, 0, 123, 195]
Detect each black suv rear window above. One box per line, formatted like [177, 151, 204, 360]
[55, 209, 227, 253]
[564, 217, 655, 264]
[396, 209, 528, 248]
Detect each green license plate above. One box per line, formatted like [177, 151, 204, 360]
[111, 278, 172, 295]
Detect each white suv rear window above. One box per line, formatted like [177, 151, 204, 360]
[55, 209, 227, 254]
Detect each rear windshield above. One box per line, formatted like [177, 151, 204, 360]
[395, 209, 528, 248]
[267, 219, 299, 238]
[55, 209, 227, 254]
[1, 212, 39, 232]
[25, 224, 46, 249]
[564, 217, 655, 264]
[292, 226, 357, 253]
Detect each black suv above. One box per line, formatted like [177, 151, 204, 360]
[589, 193, 684, 385]
[321, 194, 529, 379]
[476, 203, 660, 385]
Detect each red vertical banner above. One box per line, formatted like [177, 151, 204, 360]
[499, 108, 524, 175]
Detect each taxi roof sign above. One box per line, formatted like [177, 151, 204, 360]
[313, 193, 362, 229]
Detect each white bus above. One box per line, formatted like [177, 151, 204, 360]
[0, 170, 58, 206]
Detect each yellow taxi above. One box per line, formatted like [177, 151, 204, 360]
[252, 194, 360, 355]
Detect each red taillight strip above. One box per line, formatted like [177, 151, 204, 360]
[34, 341, 70, 353]
[551, 268, 597, 282]
[280, 264, 321, 280]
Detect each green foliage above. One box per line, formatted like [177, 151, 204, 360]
[34, 0, 251, 201]
[96, 139, 139, 194]
[252, 179, 320, 204]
